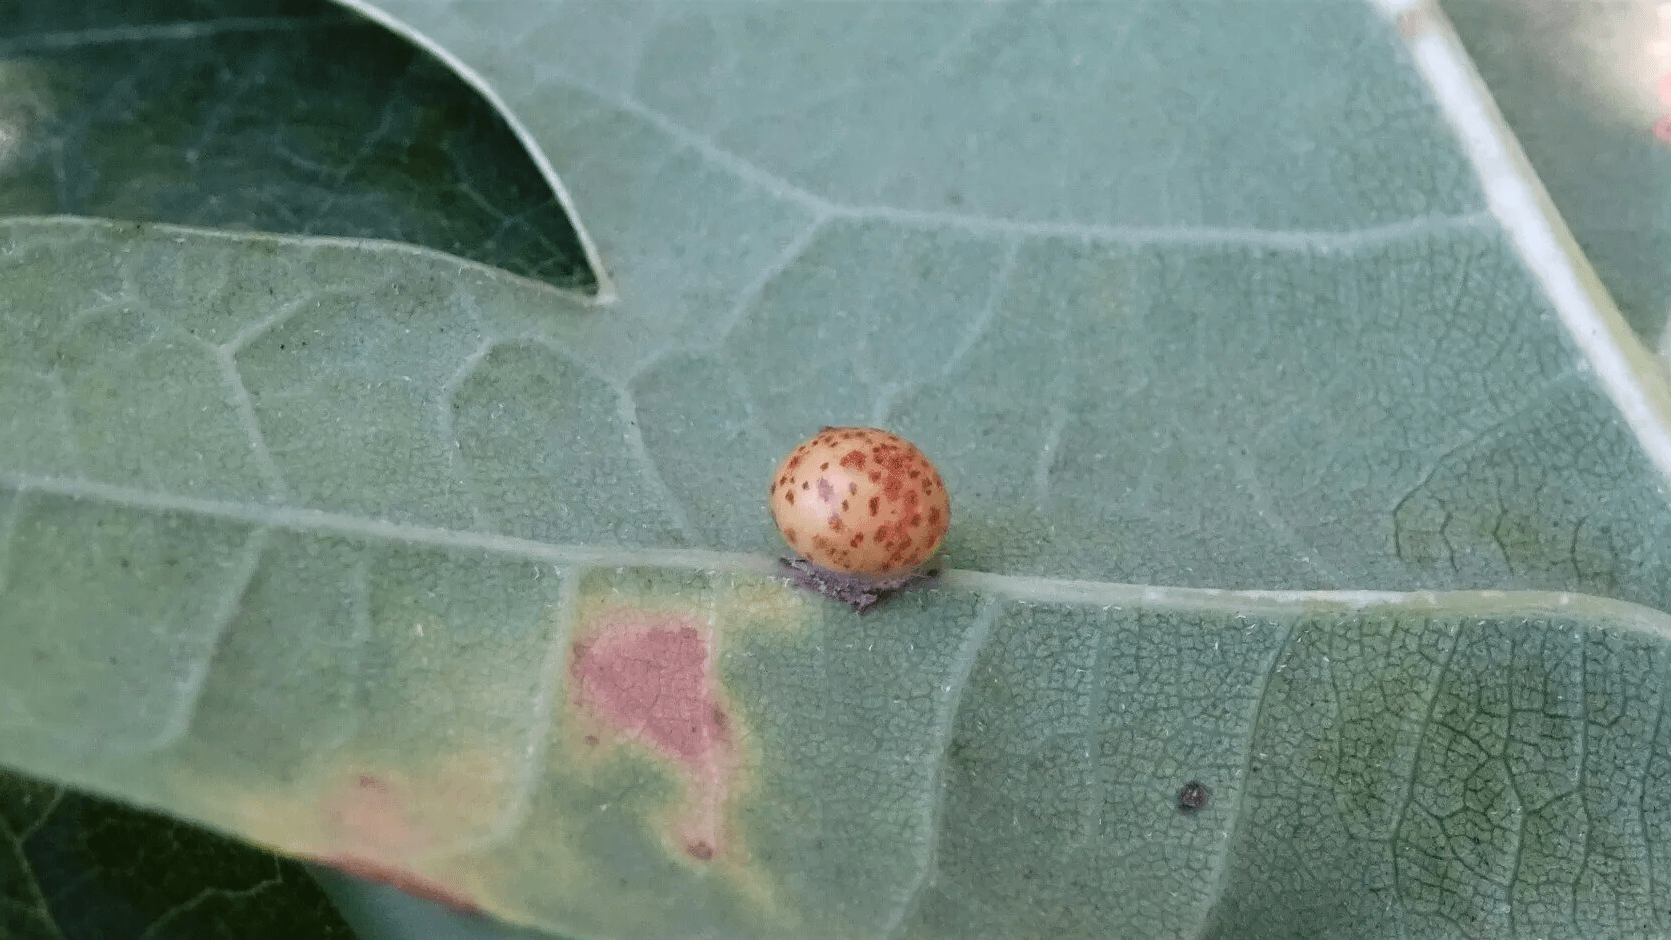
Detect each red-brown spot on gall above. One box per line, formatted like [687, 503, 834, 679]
[768, 427, 951, 580]
[877, 449, 911, 473]
[784, 528, 798, 544]
[688, 841, 714, 861]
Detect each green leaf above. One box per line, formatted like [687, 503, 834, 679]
[0, 766, 357, 939]
[1445, 0, 1671, 344]
[3, 1, 1671, 938]
[0, 0, 592, 289]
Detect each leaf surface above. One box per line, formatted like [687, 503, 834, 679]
[3, 1, 1671, 938]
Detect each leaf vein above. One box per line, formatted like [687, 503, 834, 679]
[882, 594, 1003, 940]
[6, 473, 1671, 639]
[144, 526, 271, 757]
[1191, 614, 1299, 939]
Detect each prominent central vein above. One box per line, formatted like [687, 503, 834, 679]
[5, 471, 1671, 640]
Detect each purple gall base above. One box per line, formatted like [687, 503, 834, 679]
[777, 557, 942, 614]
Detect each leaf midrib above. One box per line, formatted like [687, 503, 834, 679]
[6, 470, 1668, 637]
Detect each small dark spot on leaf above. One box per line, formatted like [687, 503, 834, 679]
[1177, 781, 1210, 813]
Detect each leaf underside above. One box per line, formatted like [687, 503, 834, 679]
[3, 1, 1671, 938]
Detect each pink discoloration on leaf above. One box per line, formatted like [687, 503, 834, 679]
[1657, 74, 1671, 146]
[302, 773, 479, 912]
[570, 608, 736, 860]
[571, 619, 725, 762]
[320, 773, 429, 856]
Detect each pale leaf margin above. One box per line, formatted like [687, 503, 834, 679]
[1376, 0, 1671, 493]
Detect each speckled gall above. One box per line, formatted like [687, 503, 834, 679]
[768, 427, 950, 580]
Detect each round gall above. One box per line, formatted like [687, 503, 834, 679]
[768, 427, 950, 578]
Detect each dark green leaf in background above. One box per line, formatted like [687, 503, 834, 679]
[0, 0, 591, 289]
[0, 767, 355, 940]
